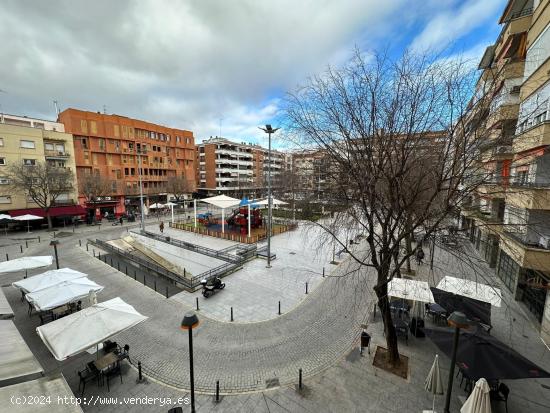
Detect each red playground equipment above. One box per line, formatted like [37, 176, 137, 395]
[227, 206, 263, 234]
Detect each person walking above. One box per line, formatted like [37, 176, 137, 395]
[119, 216, 124, 226]
[415, 245, 425, 265]
[159, 221, 164, 233]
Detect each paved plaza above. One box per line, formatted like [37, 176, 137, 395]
[0, 221, 549, 412]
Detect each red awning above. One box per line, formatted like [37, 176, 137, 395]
[9, 205, 87, 218]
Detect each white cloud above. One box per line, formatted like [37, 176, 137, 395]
[411, 0, 504, 53]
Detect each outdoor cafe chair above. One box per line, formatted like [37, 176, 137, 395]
[78, 366, 100, 397]
[490, 382, 510, 413]
[104, 363, 123, 392]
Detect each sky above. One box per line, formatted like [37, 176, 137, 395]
[0, 0, 506, 147]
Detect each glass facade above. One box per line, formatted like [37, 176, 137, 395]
[497, 250, 519, 292]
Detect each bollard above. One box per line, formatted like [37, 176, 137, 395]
[110, 257, 112, 266]
[216, 380, 220, 403]
[5, 253, 8, 261]
[125, 266, 128, 275]
[299, 368, 303, 390]
[86, 243, 89, 251]
[144, 276, 146, 287]
[138, 361, 143, 381]
[322, 267, 325, 277]
[98, 252, 101, 259]
[20, 245, 23, 253]
[165, 286, 169, 298]
[196, 297, 199, 311]
[184, 268, 186, 277]
[305, 282, 308, 294]
[154, 280, 157, 292]
[79, 239, 82, 247]
[25, 240, 28, 248]
[230, 307, 233, 322]
[134, 270, 137, 280]
[38, 236, 40, 243]
[117, 262, 120, 271]
[278, 301, 281, 315]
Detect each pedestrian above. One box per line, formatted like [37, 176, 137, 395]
[119, 216, 124, 226]
[415, 245, 425, 265]
[159, 221, 164, 233]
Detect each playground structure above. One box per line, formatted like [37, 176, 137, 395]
[226, 206, 263, 235]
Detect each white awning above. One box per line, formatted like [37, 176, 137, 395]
[13, 268, 87, 294]
[0, 256, 53, 274]
[0, 288, 14, 320]
[26, 278, 104, 312]
[37, 297, 148, 361]
[0, 374, 82, 413]
[0, 320, 43, 385]
[388, 278, 435, 303]
[436, 276, 502, 307]
[149, 203, 165, 209]
[256, 197, 288, 206]
[201, 194, 241, 209]
[12, 214, 43, 221]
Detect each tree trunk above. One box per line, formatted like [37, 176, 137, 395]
[46, 213, 53, 229]
[405, 234, 412, 273]
[375, 273, 400, 365]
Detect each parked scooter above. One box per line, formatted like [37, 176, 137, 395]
[201, 277, 225, 298]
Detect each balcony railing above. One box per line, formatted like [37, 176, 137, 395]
[44, 150, 70, 158]
[503, 230, 550, 251]
[508, 181, 550, 189]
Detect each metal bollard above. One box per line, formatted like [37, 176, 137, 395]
[322, 267, 325, 277]
[98, 252, 101, 259]
[5, 253, 8, 261]
[38, 236, 40, 243]
[86, 243, 89, 251]
[143, 276, 146, 287]
[196, 297, 199, 311]
[79, 239, 82, 247]
[216, 380, 220, 402]
[138, 361, 143, 381]
[299, 368, 303, 390]
[165, 286, 169, 298]
[110, 257, 113, 266]
[134, 270, 137, 280]
[278, 301, 281, 315]
[305, 282, 308, 294]
[25, 240, 28, 248]
[230, 307, 233, 322]
[20, 245, 23, 253]
[154, 280, 157, 292]
[117, 262, 120, 271]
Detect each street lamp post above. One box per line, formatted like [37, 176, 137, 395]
[137, 147, 146, 232]
[180, 311, 199, 413]
[259, 124, 279, 268]
[49, 240, 60, 269]
[444, 311, 469, 413]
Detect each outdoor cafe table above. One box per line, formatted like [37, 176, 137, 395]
[94, 352, 118, 371]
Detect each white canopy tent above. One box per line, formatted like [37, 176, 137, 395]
[0, 256, 52, 274]
[12, 214, 43, 233]
[149, 203, 165, 209]
[26, 278, 104, 312]
[13, 268, 87, 294]
[36, 297, 148, 361]
[437, 276, 501, 307]
[200, 195, 240, 233]
[256, 197, 288, 206]
[388, 278, 435, 303]
[0, 320, 43, 386]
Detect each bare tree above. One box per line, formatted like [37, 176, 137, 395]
[78, 172, 112, 205]
[7, 162, 74, 229]
[165, 175, 194, 202]
[284, 50, 498, 366]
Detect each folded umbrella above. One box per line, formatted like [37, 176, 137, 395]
[425, 354, 444, 412]
[460, 378, 491, 413]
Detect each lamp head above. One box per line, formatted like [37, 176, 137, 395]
[447, 311, 469, 329]
[180, 311, 199, 330]
[49, 240, 59, 246]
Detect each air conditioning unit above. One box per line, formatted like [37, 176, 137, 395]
[510, 85, 521, 94]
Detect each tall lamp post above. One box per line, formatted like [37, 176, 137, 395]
[137, 146, 146, 232]
[444, 311, 469, 413]
[259, 124, 279, 268]
[180, 311, 199, 413]
[49, 240, 60, 269]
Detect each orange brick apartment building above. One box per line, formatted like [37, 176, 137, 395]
[58, 109, 195, 217]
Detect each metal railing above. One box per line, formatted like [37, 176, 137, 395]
[502, 231, 550, 251]
[139, 230, 241, 263]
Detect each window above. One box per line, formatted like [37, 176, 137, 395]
[116, 169, 121, 179]
[20, 140, 36, 149]
[0, 176, 9, 184]
[0, 196, 11, 204]
[55, 144, 65, 153]
[497, 251, 519, 292]
[45, 143, 54, 151]
[81, 137, 88, 149]
[98, 138, 105, 150]
[90, 121, 97, 134]
[84, 151, 89, 160]
[115, 140, 120, 152]
[80, 120, 88, 133]
[0, 138, 4, 146]
[23, 159, 36, 166]
[0, 158, 6, 165]
[114, 125, 120, 137]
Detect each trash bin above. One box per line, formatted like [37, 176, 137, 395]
[361, 331, 371, 354]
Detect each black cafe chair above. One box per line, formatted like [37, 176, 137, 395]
[490, 383, 510, 413]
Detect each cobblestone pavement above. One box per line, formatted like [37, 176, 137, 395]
[2, 224, 550, 412]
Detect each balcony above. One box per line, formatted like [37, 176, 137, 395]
[500, 231, 550, 272]
[513, 121, 550, 153]
[479, 145, 513, 162]
[506, 185, 550, 209]
[486, 104, 519, 128]
[44, 150, 70, 159]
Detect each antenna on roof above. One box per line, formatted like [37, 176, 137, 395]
[103, 105, 107, 114]
[53, 100, 60, 116]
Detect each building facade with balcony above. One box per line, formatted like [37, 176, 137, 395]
[0, 113, 79, 218]
[58, 109, 195, 217]
[460, 0, 550, 342]
[195, 137, 285, 197]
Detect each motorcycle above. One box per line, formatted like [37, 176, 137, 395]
[201, 277, 225, 298]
